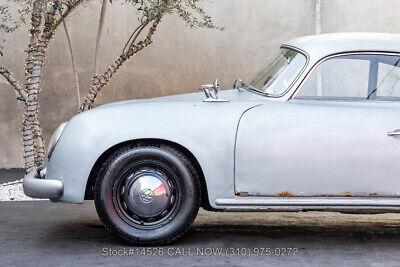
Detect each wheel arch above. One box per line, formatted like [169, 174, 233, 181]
[84, 138, 214, 210]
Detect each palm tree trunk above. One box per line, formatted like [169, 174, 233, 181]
[24, 2, 59, 172]
[22, 0, 45, 173]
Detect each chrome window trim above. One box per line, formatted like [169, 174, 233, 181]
[245, 45, 310, 98]
[290, 51, 400, 101]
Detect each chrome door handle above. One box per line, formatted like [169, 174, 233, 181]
[388, 130, 400, 136]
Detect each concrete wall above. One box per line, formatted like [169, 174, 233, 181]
[0, 0, 398, 167]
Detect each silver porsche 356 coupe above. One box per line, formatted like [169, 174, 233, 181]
[24, 33, 400, 245]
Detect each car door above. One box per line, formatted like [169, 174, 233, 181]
[235, 53, 400, 197]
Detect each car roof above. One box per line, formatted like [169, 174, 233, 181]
[283, 32, 400, 61]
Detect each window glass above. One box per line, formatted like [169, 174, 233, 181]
[296, 55, 370, 99]
[296, 54, 400, 101]
[249, 48, 307, 96]
[376, 60, 400, 98]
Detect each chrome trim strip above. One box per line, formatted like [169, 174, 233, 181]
[219, 206, 400, 212]
[215, 197, 400, 207]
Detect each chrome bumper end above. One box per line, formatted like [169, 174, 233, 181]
[23, 169, 64, 199]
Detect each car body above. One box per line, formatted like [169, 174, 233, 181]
[23, 32, 400, 244]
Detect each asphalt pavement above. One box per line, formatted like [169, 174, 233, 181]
[0, 168, 24, 184]
[2, 200, 400, 266]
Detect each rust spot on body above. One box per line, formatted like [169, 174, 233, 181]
[235, 191, 389, 198]
[278, 191, 296, 197]
[235, 191, 249, 196]
[343, 192, 354, 197]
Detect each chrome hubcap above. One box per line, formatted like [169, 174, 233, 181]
[119, 168, 175, 221]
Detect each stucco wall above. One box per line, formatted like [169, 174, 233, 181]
[0, 0, 398, 167]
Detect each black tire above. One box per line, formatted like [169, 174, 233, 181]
[94, 143, 201, 246]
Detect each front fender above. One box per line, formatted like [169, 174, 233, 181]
[46, 101, 260, 207]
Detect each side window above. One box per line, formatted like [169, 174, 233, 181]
[295, 55, 370, 99]
[295, 54, 400, 101]
[375, 58, 400, 99]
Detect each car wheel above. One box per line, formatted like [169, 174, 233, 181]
[94, 144, 201, 246]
